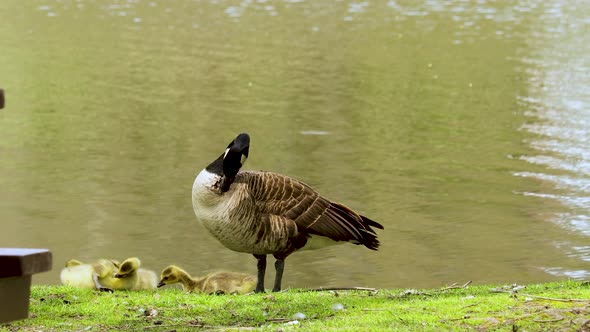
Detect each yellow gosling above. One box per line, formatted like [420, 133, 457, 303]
[158, 265, 256, 294]
[60, 263, 96, 289]
[60, 259, 120, 290]
[112, 257, 158, 290]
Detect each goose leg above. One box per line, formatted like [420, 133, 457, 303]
[253, 254, 267, 293]
[272, 259, 285, 292]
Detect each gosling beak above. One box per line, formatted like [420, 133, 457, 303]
[157, 281, 165, 288]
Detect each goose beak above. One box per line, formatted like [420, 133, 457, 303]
[157, 281, 165, 288]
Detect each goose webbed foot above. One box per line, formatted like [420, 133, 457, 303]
[98, 287, 114, 293]
[254, 254, 267, 293]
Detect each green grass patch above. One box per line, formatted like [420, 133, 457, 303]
[2, 281, 589, 331]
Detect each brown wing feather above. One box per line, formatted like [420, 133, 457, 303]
[242, 170, 384, 250]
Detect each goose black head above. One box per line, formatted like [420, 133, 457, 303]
[219, 133, 249, 192]
[223, 133, 249, 178]
[205, 133, 250, 192]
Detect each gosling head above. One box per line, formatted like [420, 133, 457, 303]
[115, 257, 141, 278]
[157, 265, 185, 288]
[93, 259, 119, 277]
[65, 259, 84, 268]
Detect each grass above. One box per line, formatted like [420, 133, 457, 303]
[1, 281, 589, 331]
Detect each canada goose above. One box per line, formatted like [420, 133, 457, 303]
[192, 133, 384, 293]
[60, 259, 120, 290]
[112, 257, 158, 290]
[157, 265, 256, 294]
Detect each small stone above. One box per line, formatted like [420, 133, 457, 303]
[146, 308, 158, 317]
[292, 312, 306, 320]
[332, 303, 344, 311]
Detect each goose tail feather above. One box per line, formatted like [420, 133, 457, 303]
[325, 202, 384, 251]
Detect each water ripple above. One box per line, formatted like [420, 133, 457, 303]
[516, 0, 590, 277]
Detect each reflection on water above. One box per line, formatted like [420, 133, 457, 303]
[0, 0, 588, 288]
[514, 1, 590, 279]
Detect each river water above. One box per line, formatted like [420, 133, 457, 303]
[0, 0, 588, 289]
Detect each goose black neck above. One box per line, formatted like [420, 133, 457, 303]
[223, 133, 249, 178]
[205, 133, 250, 192]
[205, 154, 225, 176]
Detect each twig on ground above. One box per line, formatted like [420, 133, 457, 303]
[266, 318, 292, 323]
[202, 325, 256, 330]
[461, 302, 481, 310]
[306, 287, 377, 292]
[362, 308, 391, 312]
[440, 281, 472, 291]
[533, 316, 564, 323]
[144, 323, 203, 330]
[491, 291, 590, 303]
[519, 294, 590, 303]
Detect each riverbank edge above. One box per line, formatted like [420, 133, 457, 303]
[1, 280, 589, 331]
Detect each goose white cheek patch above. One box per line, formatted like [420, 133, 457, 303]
[224, 148, 247, 166]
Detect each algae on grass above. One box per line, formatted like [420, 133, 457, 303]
[1, 281, 589, 331]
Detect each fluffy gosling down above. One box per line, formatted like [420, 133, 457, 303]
[112, 257, 158, 290]
[158, 265, 256, 294]
[60, 258, 121, 290]
[192, 133, 384, 292]
[60, 257, 157, 291]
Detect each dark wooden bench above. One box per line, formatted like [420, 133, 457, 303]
[0, 248, 52, 323]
